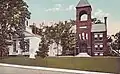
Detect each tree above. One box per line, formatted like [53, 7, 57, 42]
[60, 21, 76, 55]
[45, 20, 76, 56]
[52, 22, 65, 55]
[32, 23, 51, 58]
[43, 20, 76, 55]
[111, 32, 120, 54]
[0, 34, 9, 57]
[34, 20, 76, 57]
[107, 35, 113, 42]
[92, 18, 103, 24]
[0, 0, 31, 57]
[36, 35, 49, 58]
[92, 18, 97, 23]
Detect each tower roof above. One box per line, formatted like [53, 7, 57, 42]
[76, 0, 91, 8]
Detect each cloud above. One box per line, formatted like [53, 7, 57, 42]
[55, 4, 62, 8]
[45, 4, 62, 12]
[45, 4, 76, 12]
[45, 8, 60, 12]
[65, 5, 75, 11]
[51, 0, 63, 2]
[93, 9, 110, 19]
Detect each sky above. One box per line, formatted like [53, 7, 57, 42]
[25, 0, 120, 35]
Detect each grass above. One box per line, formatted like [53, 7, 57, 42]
[0, 56, 120, 73]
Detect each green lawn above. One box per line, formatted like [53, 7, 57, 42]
[0, 56, 120, 73]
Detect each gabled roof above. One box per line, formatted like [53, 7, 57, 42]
[76, 0, 91, 8]
[23, 26, 41, 38]
[91, 24, 106, 32]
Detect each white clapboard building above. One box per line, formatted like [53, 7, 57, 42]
[9, 26, 41, 56]
[8, 24, 63, 57]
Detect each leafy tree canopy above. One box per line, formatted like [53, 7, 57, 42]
[0, 0, 31, 57]
[33, 20, 76, 57]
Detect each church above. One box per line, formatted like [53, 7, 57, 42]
[76, 0, 109, 56]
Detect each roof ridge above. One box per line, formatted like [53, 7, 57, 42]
[24, 30, 41, 38]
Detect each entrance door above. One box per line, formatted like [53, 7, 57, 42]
[80, 40, 87, 53]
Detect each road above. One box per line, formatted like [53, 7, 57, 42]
[0, 66, 74, 74]
[0, 63, 112, 74]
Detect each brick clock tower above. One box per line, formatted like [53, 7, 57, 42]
[76, 0, 92, 55]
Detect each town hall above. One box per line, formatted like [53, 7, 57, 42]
[76, 0, 109, 56]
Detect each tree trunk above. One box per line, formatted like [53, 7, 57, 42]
[57, 44, 59, 56]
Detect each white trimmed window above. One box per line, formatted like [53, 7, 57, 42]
[79, 34, 81, 39]
[95, 53, 98, 56]
[82, 33, 85, 40]
[100, 44, 103, 48]
[94, 34, 98, 40]
[100, 53, 103, 56]
[86, 33, 88, 40]
[99, 34, 103, 40]
[100, 34, 103, 37]
[94, 34, 98, 38]
[95, 45, 98, 48]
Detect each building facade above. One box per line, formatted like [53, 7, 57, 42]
[8, 26, 41, 56]
[76, 0, 109, 56]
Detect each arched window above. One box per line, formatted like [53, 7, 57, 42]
[79, 10, 88, 21]
[79, 34, 81, 39]
[86, 33, 88, 40]
[82, 33, 85, 40]
[81, 14, 88, 21]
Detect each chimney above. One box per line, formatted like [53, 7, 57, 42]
[65, 21, 67, 24]
[104, 17, 107, 31]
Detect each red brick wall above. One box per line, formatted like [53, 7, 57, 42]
[91, 31, 108, 56]
[76, 6, 92, 55]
